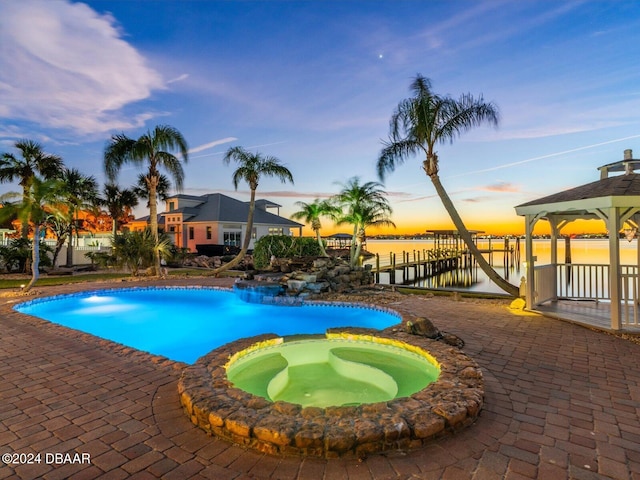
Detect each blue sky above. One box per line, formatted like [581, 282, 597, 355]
[1, 0, 640, 235]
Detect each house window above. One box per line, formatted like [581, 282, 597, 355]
[206, 226, 212, 240]
[224, 231, 241, 246]
[268, 227, 284, 235]
[189, 227, 194, 240]
[169, 201, 176, 212]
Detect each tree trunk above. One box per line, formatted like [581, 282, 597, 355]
[351, 227, 365, 267]
[65, 226, 73, 267]
[349, 225, 358, 266]
[24, 225, 40, 292]
[52, 235, 66, 268]
[429, 173, 520, 297]
[148, 179, 161, 276]
[315, 229, 329, 257]
[20, 187, 29, 239]
[212, 188, 256, 275]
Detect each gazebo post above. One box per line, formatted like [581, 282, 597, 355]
[607, 207, 622, 330]
[524, 214, 537, 309]
[549, 217, 560, 302]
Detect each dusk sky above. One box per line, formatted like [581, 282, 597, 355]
[1, 0, 639, 236]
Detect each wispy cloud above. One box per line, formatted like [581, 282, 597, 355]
[167, 74, 189, 84]
[184, 187, 335, 200]
[449, 134, 640, 178]
[189, 137, 237, 154]
[0, 0, 164, 135]
[481, 182, 520, 193]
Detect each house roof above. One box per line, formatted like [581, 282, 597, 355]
[255, 199, 282, 209]
[165, 193, 303, 227]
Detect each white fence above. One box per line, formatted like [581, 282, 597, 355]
[534, 263, 639, 329]
[53, 245, 112, 267]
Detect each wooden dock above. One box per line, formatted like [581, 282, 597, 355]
[373, 249, 471, 284]
[372, 241, 521, 285]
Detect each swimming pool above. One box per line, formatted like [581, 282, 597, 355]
[14, 287, 401, 363]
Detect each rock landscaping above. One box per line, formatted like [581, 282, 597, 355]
[245, 256, 375, 297]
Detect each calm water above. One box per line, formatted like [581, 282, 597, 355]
[363, 238, 640, 294]
[15, 287, 400, 364]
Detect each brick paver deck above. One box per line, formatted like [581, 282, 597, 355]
[1, 278, 639, 479]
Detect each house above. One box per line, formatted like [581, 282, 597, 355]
[130, 193, 303, 253]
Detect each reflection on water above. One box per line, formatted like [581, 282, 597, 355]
[362, 238, 640, 294]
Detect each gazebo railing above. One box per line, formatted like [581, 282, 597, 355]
[621, 268, 640, 327]
[556, 264, 610, 300]
[533, 264, 556, 304]
[534, 263, 640, 328]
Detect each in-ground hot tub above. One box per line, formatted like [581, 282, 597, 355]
[226, 336, 440, 408]
[179, 329, 484, 458]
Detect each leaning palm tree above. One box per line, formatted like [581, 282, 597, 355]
[377, 74, 518, 296]
[59, 168, 99, 266]
[99, 183, 139, 238]
[0, 177, 66, 291]
[0, 140, 64, 238]
[334, 177, 394, 266]
[104, 125, 188, 276]
[213, 146, 294, 275]
[290, 199, 338, 257]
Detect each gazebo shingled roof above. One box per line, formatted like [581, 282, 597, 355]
[517, 173, 640, 208]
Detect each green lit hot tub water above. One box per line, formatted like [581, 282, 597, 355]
[226, 336, 441, 408]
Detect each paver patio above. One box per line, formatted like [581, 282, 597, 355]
[1, 278, 639, 479]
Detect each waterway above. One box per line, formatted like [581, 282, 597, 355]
[361, 238, 640, 295]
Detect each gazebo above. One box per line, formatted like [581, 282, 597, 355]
[515, 149, 640, 332]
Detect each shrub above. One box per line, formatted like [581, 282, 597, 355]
[253, 235, 322, 269]
[111, 229, 171, 275]
[0, 238, 52, 273]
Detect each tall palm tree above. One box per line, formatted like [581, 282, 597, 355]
[377, 74, 518, 296]
[60, 168, 99, 266]
[104, 124, 188, 276]
[290, 199, 338, 257]
[0, 140, 64, 238]
[100, 183, 139, 238]
[0, 177, 66, 291]
[335, 177, 395, 266]
[213, 146, 294, 275]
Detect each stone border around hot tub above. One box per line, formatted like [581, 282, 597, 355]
[178, 327, 484, 459]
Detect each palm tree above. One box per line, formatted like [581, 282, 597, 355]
[334, 177, 395, 266]
[100, 184, 139, 238]
[0, 177, 66, 291]
[0, 140, 64, 238]
[59, 168, 99, 266]
[345, 202, 396, 267]
[290, 199, 338, 257]
[104, 124, 188, 276]
[377, 74, 518, 296]
[213, 146, 294, 275]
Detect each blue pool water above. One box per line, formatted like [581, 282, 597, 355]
[14, 287, 400, 364]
